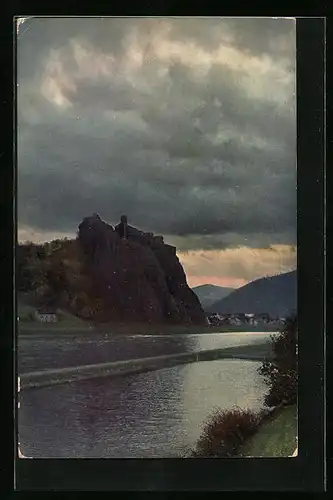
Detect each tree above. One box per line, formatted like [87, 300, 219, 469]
[45, 260, 67, 293]
[258, 314, 297, 407]
[17, 241, 49, 291]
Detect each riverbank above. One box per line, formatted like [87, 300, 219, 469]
[238, 404, 298, 457]
[189, 403, 297, 458]
[18, 320, 279, 337]
[191, 317, 298, 459]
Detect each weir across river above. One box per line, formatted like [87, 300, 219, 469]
[20, 342, 273, 390]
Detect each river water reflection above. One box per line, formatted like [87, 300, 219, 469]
[19, 334, 272, 458]
[18, 331, 274, 373]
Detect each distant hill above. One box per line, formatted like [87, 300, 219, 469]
[208, 271, 297, 317]
[192, 284, 234, 310]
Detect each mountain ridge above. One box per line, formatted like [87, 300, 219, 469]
[192, 284, 235, 310]
[208, 270, 297, 317]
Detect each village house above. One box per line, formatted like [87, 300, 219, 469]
[206, 311, 289, 328]
[34, 308, 58, 323]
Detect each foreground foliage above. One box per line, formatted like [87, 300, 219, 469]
[17, 239, 105, 320]
[191, 407, 263, 458]
[258, 314, 297, 407]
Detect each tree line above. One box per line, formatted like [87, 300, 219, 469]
[17, 238, 104, 320]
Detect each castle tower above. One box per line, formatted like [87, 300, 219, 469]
[120, 214, 128, 239]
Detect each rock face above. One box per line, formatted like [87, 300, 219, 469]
[77, 214, 206, 324]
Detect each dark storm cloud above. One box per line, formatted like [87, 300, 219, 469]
[223, 18, 295, 56]
[169, 17, 295, 59]
[17, 17, 296, 251]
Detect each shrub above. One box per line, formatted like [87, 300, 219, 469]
[19, 311, 35, 322]
[258, 314, 297, 408]
[191, 407, 263, 458]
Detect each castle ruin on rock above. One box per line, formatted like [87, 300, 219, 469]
[77, 213, 206, 324]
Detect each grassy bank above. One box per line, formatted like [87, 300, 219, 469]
[238, 404, 297, 457]
[189, 403, 297, 458]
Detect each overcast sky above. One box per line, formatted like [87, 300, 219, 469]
[17, 17, 296, 287]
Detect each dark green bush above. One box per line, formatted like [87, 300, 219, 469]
[258, 314, 297, 407]
[191, 407, 263, 458]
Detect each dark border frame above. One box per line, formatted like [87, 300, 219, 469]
[3, 15, 325, 492]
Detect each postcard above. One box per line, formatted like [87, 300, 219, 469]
[16, 16, 298, 463]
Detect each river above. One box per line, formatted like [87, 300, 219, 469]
[18, 331, 274, 458]
[18, 331, 274, 373]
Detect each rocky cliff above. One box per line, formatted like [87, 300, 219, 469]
[77, 214, 206, 324]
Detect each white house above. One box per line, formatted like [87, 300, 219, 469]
[34, 309, 58, 323]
